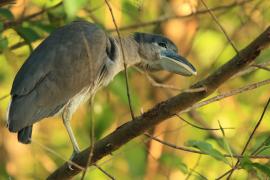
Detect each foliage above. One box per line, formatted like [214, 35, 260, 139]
[0, 0, 269, 179]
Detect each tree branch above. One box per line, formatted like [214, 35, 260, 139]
[3, 2, 63, 30]
[144, 134, 270, 159]
[47, 26, 270, 180]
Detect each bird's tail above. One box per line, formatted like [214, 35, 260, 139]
[18, 125, 32, 144]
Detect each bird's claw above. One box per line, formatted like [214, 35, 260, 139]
[68, 150, 80, 170]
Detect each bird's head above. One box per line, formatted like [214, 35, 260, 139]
[133, 33, 197, 76]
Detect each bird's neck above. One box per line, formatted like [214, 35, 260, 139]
[113, 35, 141, 69]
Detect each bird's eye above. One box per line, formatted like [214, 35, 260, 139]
[158, 42, 167, 48]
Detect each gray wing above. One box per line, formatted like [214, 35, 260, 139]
[8, 21, 108, 132]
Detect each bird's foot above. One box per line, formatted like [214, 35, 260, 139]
[68, 149, 80, 170]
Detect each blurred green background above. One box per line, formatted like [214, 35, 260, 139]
[0, 0, 270, 179]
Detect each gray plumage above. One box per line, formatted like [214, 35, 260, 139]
[7, 20, 196, 158]
[9, 21, 107, 131]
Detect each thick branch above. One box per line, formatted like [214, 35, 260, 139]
[48, 27, 270, 179]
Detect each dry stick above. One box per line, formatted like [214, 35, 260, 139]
[200, 0, 239, 54]
[104, 0, 135, 120]
[47, 26, 270, 180]
[144, 134, 270, 159]
[226, 97, 270, 179]
[175, 114, 233, 131]
[181, 78, 270, 114]
[94, 164, 115, 180]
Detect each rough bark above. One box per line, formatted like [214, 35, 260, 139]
[47, 26, 270, 179]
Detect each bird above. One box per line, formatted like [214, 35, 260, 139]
[7, 20, 197, 160]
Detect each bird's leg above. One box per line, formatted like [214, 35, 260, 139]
[62, 109, 80, 169]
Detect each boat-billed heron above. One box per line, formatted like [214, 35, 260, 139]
[7, 21, 196, 159]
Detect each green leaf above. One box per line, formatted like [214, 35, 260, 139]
[253, 163, 270, 176]
[159, 152, 188, 174]
[0, 36, 8, 50]
[218, 120, 225, 136]
[240, 156, 254, 171]
[240, 157, 270, 176]
[192, 171, 208, 180]
[218, 121, 233, 166]
[262, 136, 270, 146]
[122, 1, 139, 19]
[63, 0, 87, 19]
[0, 8, 14, 20]
[186, 140, 229, 164]
[16, 27, 40, 42]
[30, 22, 56, 33]
[123, 1, 137, 12]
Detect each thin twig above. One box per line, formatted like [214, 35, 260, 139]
[147, 72, 205, 93]
[94, 164, 115, 180]
[251, 136, 270, 155]
[3, 2, 63, 30]
[232, 61, 270, 78]
[226, 97, 270, 179]
[104, 0, 135, 120]
[6, 3, 104, 51]
[31, 139, 85, 171]
[200, 0, 239, 54]
[107, 0, 254, 32]
[251, 64, 270, 71]
[200, 2, 263, 78]
[175, 114, 234, 131]
[144, 134, 270, 159]
[144, 71, 183, 91]
[216, 169, 233, 180]
[185, 155, 202, 180]
[135, 67, 206, 92]
[181, 79, 270, 114]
